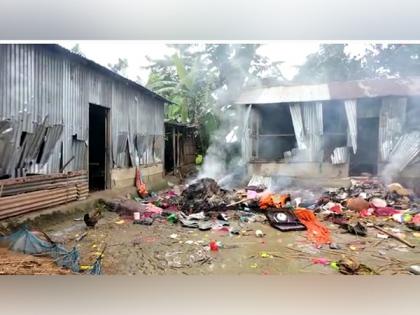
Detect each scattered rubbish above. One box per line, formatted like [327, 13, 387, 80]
[259, 193, 291, 209]
[209, 240, 219, 252]
[198, 221, 213, 231]
[105, 199, 162, 219]
[341, 222, 368, 237]
[180, 178, 230, 214]
[90, 245, 106, 275]
[329, 243, 341, 250]
[407, 222, 420, 231]
[115, 220, 125, 225]
[408, 264, 420, 275]
[295, 208, 331, 245]
[133, 217, 157, 225]
[79, 265, 93, 271]
[311, 257, 330, 266]
[260, 252, 272, 258]
[346, 197, 370, 212]
[218, 213, 229, 221]
[250, 263, 258, 268]
[374, 207, 400, 216]
[255, 230, 264, 238]
[337, 257, 378, 275]
[265, 210, 306, 232]
[330, 261, 339, 270]
[372, 225, 415, 248]
[370, 198, 387, 208]
[169, 234, 178, 239]
[387, 183, 409, 196]
[188, 212, 206, 220]
[135, 168, 148, 198]
[167, 213, 178, 224]
[376, 233, 389, 239]
[75, 232, 88, 242]
[247, 190, 258, 200]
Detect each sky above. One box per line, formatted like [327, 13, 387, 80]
[58, 41, 370, 85]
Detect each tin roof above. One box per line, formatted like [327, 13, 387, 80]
[235, 77, 420, 105]
[49, 44, 171, 104]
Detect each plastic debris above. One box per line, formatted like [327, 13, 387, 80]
[209, 240, 219, 252]
[260, 252, 272, 258]
[255, 230, 264, 237]
[311, 257, 330, 266]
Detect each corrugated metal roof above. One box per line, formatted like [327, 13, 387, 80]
[236, 77, 420, 105]
[47, 44, 171, 105]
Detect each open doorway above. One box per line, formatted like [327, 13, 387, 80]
[349, 117, 379, 176]
[89, 104, 110, 191]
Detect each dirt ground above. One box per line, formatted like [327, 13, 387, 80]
[0, 248, 72, 275]
[39, 206, 420, 275]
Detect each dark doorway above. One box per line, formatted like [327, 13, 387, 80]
[89, 104, 109, 191]
[349, 117, 379, 176]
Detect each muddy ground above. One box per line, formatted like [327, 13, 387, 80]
[39, 206, 420, 275]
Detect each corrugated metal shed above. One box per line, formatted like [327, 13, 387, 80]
[235, 77, 420, 105]
[0, 44, 168, 178]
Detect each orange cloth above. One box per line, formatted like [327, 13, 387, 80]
[135, 168, 148, 197]
[295, 208, 331, 246]
[259, 193, 290, 209]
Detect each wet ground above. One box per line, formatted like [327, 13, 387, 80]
[42, 208, 420, 275]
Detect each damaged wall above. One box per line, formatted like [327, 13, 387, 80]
[0, 44, 165, 184]
[239, 78, 420, 183]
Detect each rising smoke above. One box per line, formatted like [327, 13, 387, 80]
[197, 104, 252, 189]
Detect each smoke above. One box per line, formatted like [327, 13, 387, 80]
[197, 104, 251, 188]
[380, 131, 420, 184]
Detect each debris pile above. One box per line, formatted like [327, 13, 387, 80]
[179, 178, 235, 214]
[2, 173, 419, 275]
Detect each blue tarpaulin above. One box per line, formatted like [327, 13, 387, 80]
[0, 226, 80, 272]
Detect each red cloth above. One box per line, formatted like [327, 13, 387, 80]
[295, 208, 332, 246]
[374, 207, 400, 216]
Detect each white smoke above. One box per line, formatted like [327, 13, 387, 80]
[197, 104, 252, 188]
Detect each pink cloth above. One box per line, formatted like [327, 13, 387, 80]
[374, 207, 400, 216]
[311, 258, 330, 266]
[247, 190, 258, 199]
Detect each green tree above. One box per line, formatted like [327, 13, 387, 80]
[108, 58, 128, 76]
[294, 44, 365, 83]
[363, 44, 420, 78]
[146, 44, 285, 151]
[295, 43, 420, 84]
[70, 44, 85, 57]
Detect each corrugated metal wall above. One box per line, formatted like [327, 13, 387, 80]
[0, 44, 165, 177]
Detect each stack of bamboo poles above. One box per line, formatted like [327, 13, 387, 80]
[0, 171, 88, 219]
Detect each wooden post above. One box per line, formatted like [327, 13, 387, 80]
[256, 109, 260, 160]
[172, 127, 176, 175]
